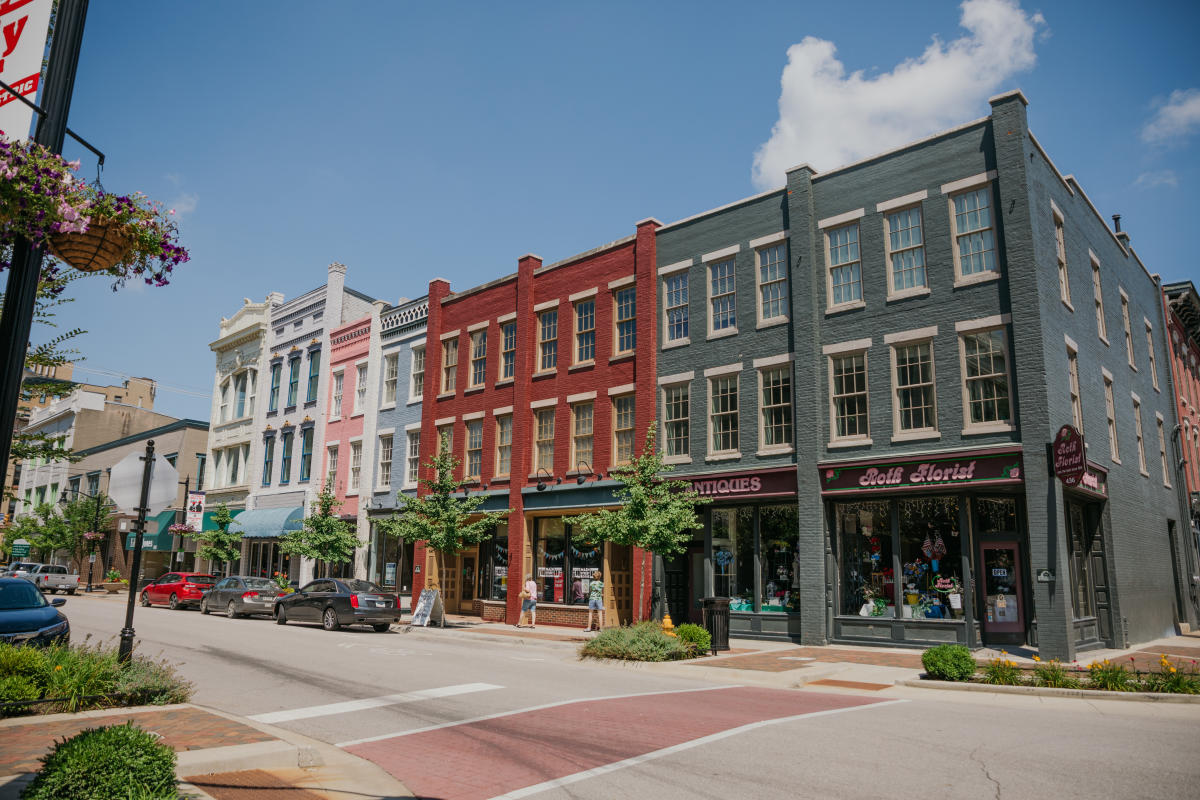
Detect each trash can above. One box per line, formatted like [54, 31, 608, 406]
[701, 596, 731, 655]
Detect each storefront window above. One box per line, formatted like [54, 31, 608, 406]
[485, 524, 509, 601]
[759, 504, 800, 612]
[569, 533, 602, 605]
[532, 519, 599, 605]
[713, 508, 754, 610]
[836, 501, 893, 617]
[898, 497, 963, 621]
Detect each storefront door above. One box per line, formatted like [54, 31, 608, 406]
[460, 555, 476, 604]
[979, 541, 1025, 644]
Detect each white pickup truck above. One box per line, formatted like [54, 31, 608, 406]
[15, 563, 80, 594]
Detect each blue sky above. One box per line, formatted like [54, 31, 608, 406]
[32, 0, 1200, 420]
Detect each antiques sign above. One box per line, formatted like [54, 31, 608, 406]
[688, 468, 796, 499]
[820, 450, 1023, 494]
[1052, 424, 1086, 487]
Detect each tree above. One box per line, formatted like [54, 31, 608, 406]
[181, 503, 242, 571]
[375, 433, 511, 606]
[564, 423, 710, 623]
[279, 484, 363, 577]
[4, 495, 111, 572]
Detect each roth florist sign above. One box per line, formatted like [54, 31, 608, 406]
[821, 451, 1023, 494]
[1052, 424, 1086, 487]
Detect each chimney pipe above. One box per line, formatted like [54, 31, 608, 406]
[1112, 214, 1122, 233]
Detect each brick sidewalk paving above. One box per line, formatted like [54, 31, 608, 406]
[687, 646, 925, 672]
[0, 707, 274, 776]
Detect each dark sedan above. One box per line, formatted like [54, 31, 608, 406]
[0, 578, 69, 646]
[200, 575, 282, 618]
[274, 578, 399, 632]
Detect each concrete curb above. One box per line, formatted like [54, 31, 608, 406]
[899, 679, 1200, 703]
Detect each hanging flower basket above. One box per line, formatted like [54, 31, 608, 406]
[47, 218, 133, 273]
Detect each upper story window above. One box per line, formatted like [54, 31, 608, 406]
[893, 341, 936, 435]
[404, 431, 420, 487]
[1121, 292, 1135, 369]
[534, 409, 555, 472]
[379, 434, 394, 488]
[268, 363, 281, 412]
[571, 402, 594, 470]
[410, 345, 425, 400]
[1104, 375, 1119, 463]
[326, 444, 339, 485]
[495, 416, 512, 477]
[219, 380, 230, 423]
[349, 440, 362, 491]
[233, 371, 254, 418]
[575, 300, 595, 364]
[354, 364, 368, 414]
[663, 271, 689, 345]
[614, 287, 636, 355]
[280, 431, 294, 483]
[286, 356, 300, 407]
[1053, 206, 1071, 307]
[612, 394, 635, 464]
[1067, 343, 1084, 435]
[306, 351, 321, 402]
[708, 377, 739, 455]
[951, 185, 997, 280]
[261, 439, 275, 486]
[885, 206, 926, 297]
[441, 339, 458, 393]
[709, 260, 736, 334]
[1157, 416, 1170, 487]
[470, 329, 488, 388]
[465, 421, 483, 479]
[827, 223, 862, 308]
[1092, 257, 1108, 342]
[757, 244, 788, 324]
[331, 371, 344, 417]
[829, 351, 868, 443]
[1146, 321, 1159, 391]
[501, 322, 517, 380]
[383, 353, 399, 405]
[960, 327, 1013, 432]
[662, 383, 689, 460]
[299, 428, 314, 482]
[759, 366, 792, 450]
[1133, 396, 1148, 476]
[538, 310, 558, 372]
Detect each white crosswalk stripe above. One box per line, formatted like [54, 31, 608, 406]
[248, 682, 502, 724]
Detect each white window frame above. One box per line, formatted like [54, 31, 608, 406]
[1133, 394, 1148, 476]
[538, 310, 558, 373]
[348, 440, 363, 493]
[755, 242, 789, 328]
[612, 394, 636, 465]
[757, 364, 793, 454]
[500, 321, 517, 381]
[469, 329, 487, 389]
[382, 353, 399, 407]
[1068, 342, 1084, 436]
[707, 375, 740, 458]
[464, 420, 483, 480]
[661, 265, 690, 348]
[534, 408, 555, 472]
[353, 362, 368, 416]
[825, 222, 863, 312]
[494, 415, 512, 478]
[661, 380, 691, 464]
[330, 370, 344, 420]
[1157, 413, 1170, 487]
[946, 174, 999, 286]
[409, 343, 425, 403]
[326, 444, 339, 485]
[827, 350, 870, 446]
[219, 379, 230, 423]
[441, 338, 458, 394]
[571, 402, 594, 471]
[707, 258, 737, 339]
[1053, 203, 1072, 309]
[1145, 319, 1159, 391]
[957, 319, 1015, 435]
[574, 299, 596, 365]
[404, 429, 420, 489]
[613, 287, 637, 356]
[1103, 371, 1120, 464]
[883, 203, 928, 301]
[890, 338, 938, 441]
[378, 434, 393, 489]
[1092, 255, 1108, 344]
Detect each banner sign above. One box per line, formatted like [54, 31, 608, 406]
[185, 491, 205, 530]
[687, 467, 797, 500]
[820, 450, 1023, 494]
[1052, 424, 1086, 487]
[0, 0, 54, 140]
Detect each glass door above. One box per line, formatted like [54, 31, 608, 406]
[979, 541, 1024, 640]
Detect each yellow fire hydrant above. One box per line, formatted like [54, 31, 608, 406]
[662, 613, 677, 637]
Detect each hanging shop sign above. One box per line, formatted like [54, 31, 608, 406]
[820, 449, 1023, 495]
[1052, 424, 1086, 487]
[688, 467, 796, 499]
[0, 0, 53, 140]
[1072, 462, 1108, 499]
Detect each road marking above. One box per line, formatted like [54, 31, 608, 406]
[249, 682, 502, 724]
[485, 698, 908, 799]
[335, 685, 737, 747]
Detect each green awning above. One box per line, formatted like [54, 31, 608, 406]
[229, 506, 304, 539]
[126, 510, 177, 552]
[200, 509, 241, 532]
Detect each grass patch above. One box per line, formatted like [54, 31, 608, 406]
[580, 622, 695, 662]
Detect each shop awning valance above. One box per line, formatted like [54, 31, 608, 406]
[125, 510, 177, 552]
[229, 506, 304, 539]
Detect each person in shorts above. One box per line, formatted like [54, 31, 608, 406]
[518, 573, 538, 628]
[584, 570, 604, 631]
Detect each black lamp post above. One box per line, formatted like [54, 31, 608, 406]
[59, 486, 107, 592]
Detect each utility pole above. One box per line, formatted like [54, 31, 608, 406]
[0, 0, 90, 504]
[118, 438, 154, 663]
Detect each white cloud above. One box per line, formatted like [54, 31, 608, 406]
[1141, 89, 1200, 144]
[167, 192, 198, 219]
[751, 0, 1045, 188]
[1134, 170, 1179, 189]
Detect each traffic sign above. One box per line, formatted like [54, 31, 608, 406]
[11, 539, 30, 559]
[108, 450, 179, 516]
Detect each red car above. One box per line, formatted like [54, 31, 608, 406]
[140, 572, 217, 610]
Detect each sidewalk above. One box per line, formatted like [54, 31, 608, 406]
[0, 703, 411, 800]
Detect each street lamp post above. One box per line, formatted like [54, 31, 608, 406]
[59, 487, 106, 592]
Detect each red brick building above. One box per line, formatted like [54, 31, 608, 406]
[412, 219, 660, 627]
[1164, 281, 1200, 516]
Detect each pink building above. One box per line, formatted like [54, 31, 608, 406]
[323, 314, 374, 565]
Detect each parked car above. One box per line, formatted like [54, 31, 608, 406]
[2, 562, 43, 578]
[274, 578, 399, 632]
[200, 575, 282, 618]
[22, 564, 80, 595]
[139, 572, 217, 610]
[0, 577, 69, 645]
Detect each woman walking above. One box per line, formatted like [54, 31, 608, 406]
[584, 570, 604, 631]
[517, 573, 538, 628]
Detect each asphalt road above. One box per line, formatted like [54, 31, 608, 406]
[62, 593, 1200, 800]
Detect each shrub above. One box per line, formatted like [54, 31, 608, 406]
[1030, 657, 1081, 689]
[674, 623, 711, 656]
[0, 644, 49, 683]
[980, 656, 1024, 686]
[1086, 659, 1135, 692]
[1141, 655, 1200, 694]
[0, 674, 41, 706]
[116, 656, 192, 706]
[921, 644, 976, 681]
[41, 645, 122, 712]
[580, 622, 689, 662]
[20, 722, 178, 800]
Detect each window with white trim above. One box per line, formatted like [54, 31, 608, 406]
[709, 376, 739, 454]
[885, 206, 926, 295]
[534, 409, 555, 472]
[331, 372, 343, 417]
[759, 366, 792, 448]
[1104, 377, 1119, 462]
[470, 329, 487, 388]
[354, 364, 367, 414]
[663, 384, 689, 459]
[757, 244, 788, 323]
[575, 300, 595, 364]
[1054, 208, 1071, 306]
[1121, 294, 1135, 368]
[1146, 322, 1159, 390]
[405, 431, 420, 486]
[1068, 344, 1083, 435]
[893, 341, 936, 433]
[349, 441, 362, 491]
[614, 287, 636, 354]
[613, 394, 635, 464]
[437, 424, 453, 455]
[465, 420, 482, 479]
[709, 259, 736, 333]
[495, 415, 512, 477]
[663, 272, 688, 343]
[383, 353, 399, 405]
[572, 402, 594, 470]
[961, 329, 1011, 429]
[1133, 398, 1147, 475]
[827, 223, 862, 306]
[441, 339, 458, 393]
[410, 345, 425, 400]
[219, 380, 230, 422]
[378, 435, 393, 488]
[830, 352, 868, 441]
[326, 444, 338, 484]
[500, 322, 516, 380]
[1092, 258, 1107, 340]
[538, 310, 557, 372]
[1158, 417, 1170, 487]
[951, 185, 997, 279]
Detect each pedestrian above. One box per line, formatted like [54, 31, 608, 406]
[517, 573, 538, 628]
[584, 570, 604, 631]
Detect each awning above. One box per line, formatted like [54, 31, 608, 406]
[229, 506, 304, 539]
[126, 510, 177, 552]
[200, 509, 241, 532]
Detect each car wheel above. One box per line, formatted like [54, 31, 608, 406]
[169, 593, 180, 610]
[226, 601, 240, 619]
[140, 592, 151, 607]
[46, 587, 56, 595]
[275, 606, 287, 625]
[372, 623, 391, 633]
[66, 589, 75, 595]
[200, 598, 210, 614]
[322, 608, 340, 631]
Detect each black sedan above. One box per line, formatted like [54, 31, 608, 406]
[274, 578, 399, 632]
[0, 577, 69, 646]
[199, 575, 283, 618]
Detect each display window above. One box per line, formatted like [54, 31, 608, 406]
[712, 507, 754, 609]
[898, 497, 964, 620]
[759, 504, 800, 612]
[836, 501, 893, 617]
[532, 518, 601, 605]
[481, 523, 508, 601]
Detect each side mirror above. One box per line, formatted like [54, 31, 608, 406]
[51, 598, 66, 607]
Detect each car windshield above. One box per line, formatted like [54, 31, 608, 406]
[243, 578, 276, 590]
[344, 580, 383, 594]
[0, 581, 48, 610]
[188, 576, 217, 585]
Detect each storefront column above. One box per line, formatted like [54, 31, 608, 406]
[797, 488, 829, 645]
[1030, 469, 1076, 661]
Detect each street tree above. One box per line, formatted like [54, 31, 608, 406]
[181, 503, 242, 572]
[5, 496, 110, 572]
[563, 423, 710, 623]
[279, 484, 363, 577]
[375, 433, 511, 606]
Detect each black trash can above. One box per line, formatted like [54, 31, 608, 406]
[701, 596, 731, 655]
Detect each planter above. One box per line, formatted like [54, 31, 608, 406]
[102, 582, 126, 594]
[47, 219, 132, 273]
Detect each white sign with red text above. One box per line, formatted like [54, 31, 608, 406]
[0, 0, 52, 140]
[185, 491, 205, 530]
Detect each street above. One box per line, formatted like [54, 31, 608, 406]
[58, 594, 1200, 800]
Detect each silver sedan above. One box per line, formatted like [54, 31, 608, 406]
[200, 576, 282, 618]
